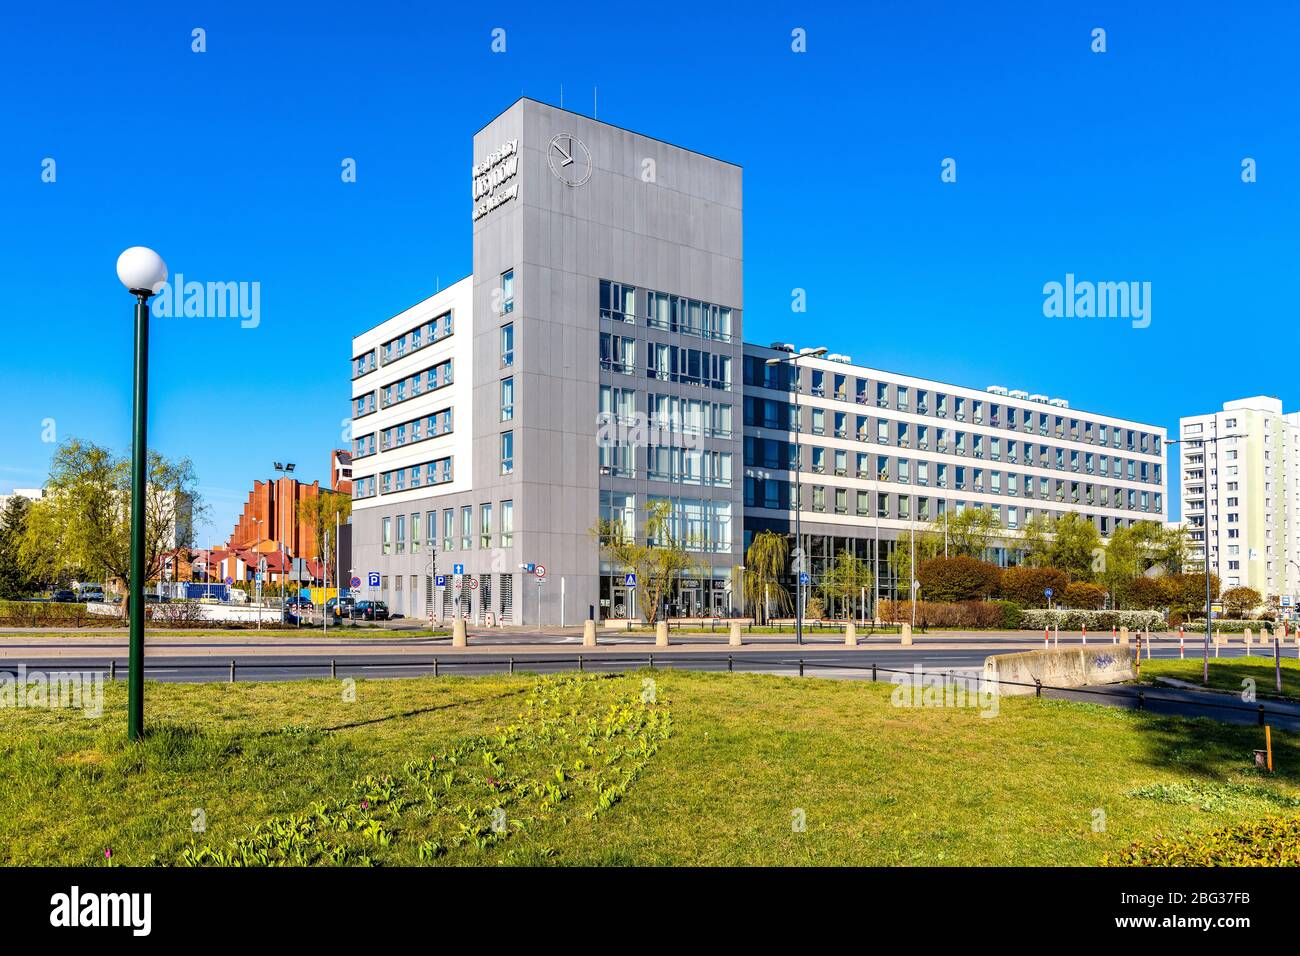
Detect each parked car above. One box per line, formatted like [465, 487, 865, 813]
[327, 596, 356, 620]
[285, 596, 315, 611]
[76, 586, 106, 603]
[50, 589, 75, 603]
[353, 600, 389, 621]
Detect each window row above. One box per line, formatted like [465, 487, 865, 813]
[597, 490, 733, 553]
[742, 357, 1162, 453]
[379, 358, 453, 409]
[370, 456, 454, 496]
[382, 500, 515, 555]
[743, 407, 1162, 482]
[599, 279, 735, 342]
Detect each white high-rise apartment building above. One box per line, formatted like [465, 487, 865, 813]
[1178, 396, 1300, 600]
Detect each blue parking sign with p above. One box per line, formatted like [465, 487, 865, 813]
[368, 572, 380, 588]
[435, 575, 447, 587]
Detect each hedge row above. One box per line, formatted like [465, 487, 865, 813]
[1019, 609, 1166, 631]
[0, 600, 111, 627]
[878, 599, 1022, 629]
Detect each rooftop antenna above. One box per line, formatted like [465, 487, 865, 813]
[594, 86, 598, 119]
[560, 84, 564, 109]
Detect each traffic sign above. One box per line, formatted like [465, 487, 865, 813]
[453, 563, 464, 575]
[524, 562, 536, 573]
[435, 575, 447, 587]
[1044, 587, 1054, 598]
[368, 572, 380, 588]
[468, 578, 479, 590]
[224, 576, 233, 586]
[350, 576, 361, 588]
[624, 572, 637, 587]
[799, 572, 810, 586]
[535, 564, 547, 578]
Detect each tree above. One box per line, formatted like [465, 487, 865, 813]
[1161, 572, 1221, 615]
[890, 508, 1002, 594]
[1101, 520, 1188, 599]
[1222, 586, 1263, 617]
[818, 550, 874, 619]
[1117, 575, 1166, 610]
[1017, 513, 1055, 567]
[1062, 581, 1106, 610]
[917, 555, 1000, 602]
[743, 530, 792, 624]
[298, 491, 352, 587]
[0, 496, 36, 599]
[998, 566, 1070, 608]
[594, 499, 697, 626]
[20, 438, 204, 616]
[1048, 512, 1103, 580]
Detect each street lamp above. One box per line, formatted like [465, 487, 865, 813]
[274, 461, 296, 625]
[1166, 427, 1245, 685]
[116, 246, 168, 742]
[766, 346, 828, 645]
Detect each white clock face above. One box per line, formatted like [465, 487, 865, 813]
[547, 132, 592, 186]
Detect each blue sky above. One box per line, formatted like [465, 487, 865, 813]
[1, 1, 1296, 539]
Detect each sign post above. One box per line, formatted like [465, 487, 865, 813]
[535, 564, 547, 626]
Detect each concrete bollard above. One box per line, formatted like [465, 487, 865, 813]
[729, 621, 743, 647]
[452, 619, 467, 648]
[900, 622, 913, 646]
[655, 620, 669, 647]
[1245, 627, 1253, 653]
[1120, 626, 1130, 646]
[583, 619, 597, 647]
[845, 621, 857, 647]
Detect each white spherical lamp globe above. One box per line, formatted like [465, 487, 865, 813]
[116, 246, 168, 294]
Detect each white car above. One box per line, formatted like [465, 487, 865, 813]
[77, 587, 106, 603]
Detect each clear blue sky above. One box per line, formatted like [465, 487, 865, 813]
[2, 1, 1296, 540]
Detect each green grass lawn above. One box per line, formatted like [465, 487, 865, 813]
[1, 670, 1296, 866]
[1140, 656, 1300, 701]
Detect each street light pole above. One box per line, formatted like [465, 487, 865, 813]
[117, 247, 168, 743]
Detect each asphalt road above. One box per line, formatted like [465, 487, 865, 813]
[3, 641, 1295, 729]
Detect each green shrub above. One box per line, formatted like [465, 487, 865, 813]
[1020, 608, 1165, 631]
[1104, 815, 1300, 866]
[0, 600, 97, 627]
[990, 599, 1023, 629]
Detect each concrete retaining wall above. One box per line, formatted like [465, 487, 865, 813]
[984, 645, 1136, 697]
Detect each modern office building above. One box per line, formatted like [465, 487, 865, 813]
[351, 98, 743, 622]
[743, 346, 1168, 595]
[350, 99, 1167, 623]
[1178, 396, 1300, 600]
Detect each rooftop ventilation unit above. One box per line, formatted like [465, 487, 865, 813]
[770, 342, 794, 352]
[1029, 394, 1050, 403]
[1008, 389, 1030, 400]
[798, 346, 826, 357]
[986, 385, 1009, 395]
[1048, 398, 1069, 408]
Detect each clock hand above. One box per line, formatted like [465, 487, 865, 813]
[552, 137, 573, 167]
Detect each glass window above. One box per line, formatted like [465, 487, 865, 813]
[480, 503, 492, 549]
[500, 323, 514, 367]
[501, 431, 514, 474]
[443, 509, 454, 551]
[500, 500, 513, 547]
[501, 269, 514, 314]
[382, 516, 392, 555]
[461, 506, 472, 550]
[501, 377, 514, 421]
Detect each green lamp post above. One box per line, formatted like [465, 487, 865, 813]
[116, 246, 168, 742]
